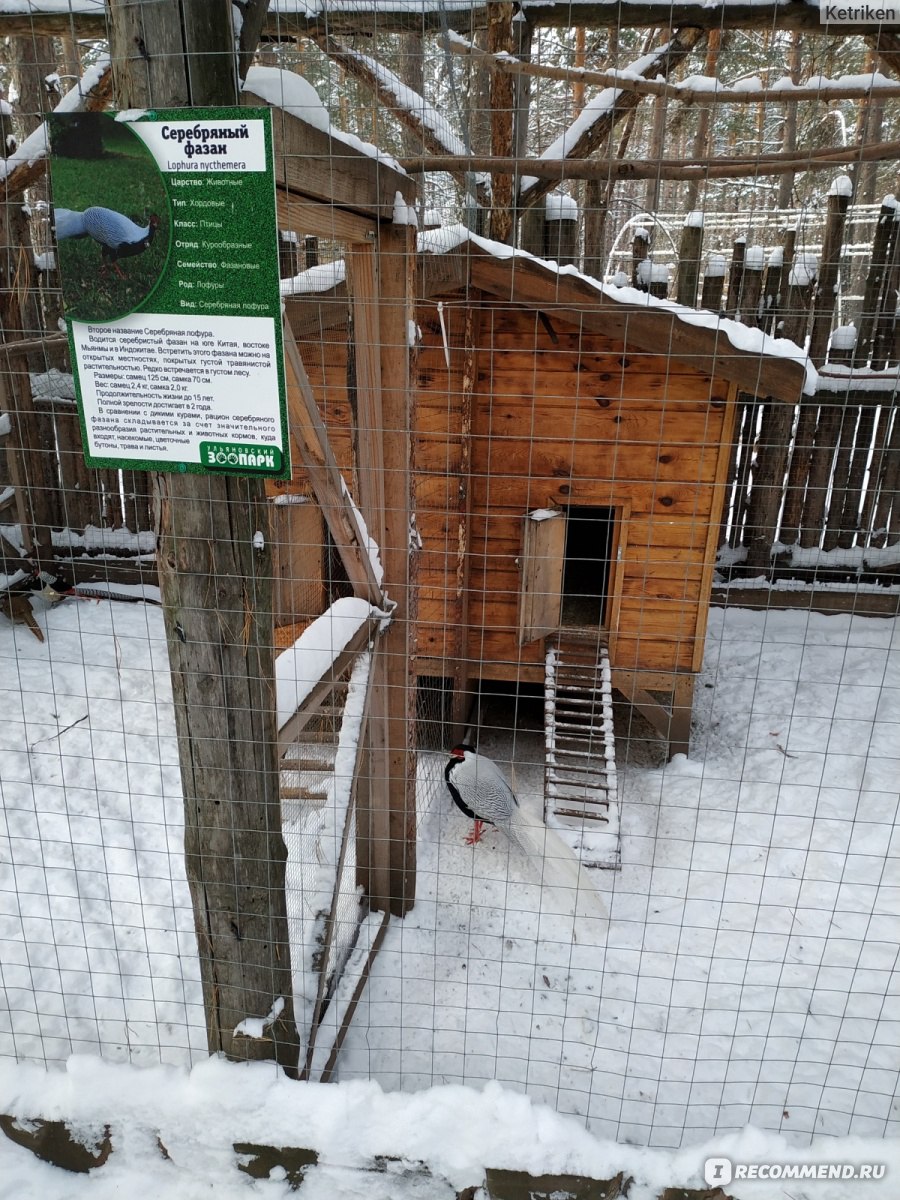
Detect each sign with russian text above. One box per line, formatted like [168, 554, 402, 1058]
[48, 108, 289, 478]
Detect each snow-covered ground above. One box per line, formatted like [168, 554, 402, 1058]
[1, 593, 899, 1178]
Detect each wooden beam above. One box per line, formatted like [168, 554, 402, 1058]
[5, 0, 895, 37]
[400, 135, 900, 183]
[357, 224, 416, 917]
[243, 86, 415, 219]
[283, 325, 386, 607]
[518, 27, 705, 211]
[311, 33, 489, 208]
[276, 189, 377, 243]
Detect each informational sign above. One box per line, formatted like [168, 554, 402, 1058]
[48, 108, 290, 478]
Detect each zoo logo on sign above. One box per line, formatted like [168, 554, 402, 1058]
[200, 442, 282, 473]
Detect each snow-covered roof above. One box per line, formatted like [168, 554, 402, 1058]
[417, 224, 815, 401]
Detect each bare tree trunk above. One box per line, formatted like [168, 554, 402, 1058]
[857, 50, 885, 206]
[108, 0, 301, 1076]
[684, 30, 723, 212]
[776, 32, 802, 210]
[487, 2, 516, 243]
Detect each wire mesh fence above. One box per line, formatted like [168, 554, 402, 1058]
[0, 3, 899, 1167]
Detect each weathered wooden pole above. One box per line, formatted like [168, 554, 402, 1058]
[108, 0, 301, 1075]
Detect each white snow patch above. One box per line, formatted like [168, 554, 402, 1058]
[683, 210, 704, 229]
[743, 244, 765, 271]
[242, 65, 330, 132]
[545, 191, 578, 221]
[233, 995, 284, 1040]
[393, 190, 418, 226]
[829, 323, 858, 351]
[704, 253, 727, 278]
[275, 596, 373, 729]
[828, 173, 853, 197]
[280, 259, 346, 298]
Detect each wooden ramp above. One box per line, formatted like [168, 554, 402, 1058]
[544, 633, 620, 869]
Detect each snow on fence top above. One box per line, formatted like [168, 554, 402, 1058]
[274, 596, 374, 729]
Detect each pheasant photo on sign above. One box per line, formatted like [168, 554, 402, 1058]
[48, 113, 169, 323]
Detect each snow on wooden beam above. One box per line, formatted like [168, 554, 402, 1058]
[243, 68, 415, 220]
[400, 135, 900, 182]
[275, 597, 376, 738]
[517, 27, 705, 212]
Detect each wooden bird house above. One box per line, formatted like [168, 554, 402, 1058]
[283, 228, 809, 768]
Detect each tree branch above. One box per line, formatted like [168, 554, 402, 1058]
[400, 137, 900, 182]
[0, 60, 112, 203]
[446, 31, 900, 104]
[517, 26, 706, 211]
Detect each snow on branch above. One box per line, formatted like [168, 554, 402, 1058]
[445, 35, 900, 105]
[275, 596, 376, 730]
[313, 34, 489, 202]
[517, 28, 705, 209]
[0, 57, 111, 197]
[233, 995, 285, 1040]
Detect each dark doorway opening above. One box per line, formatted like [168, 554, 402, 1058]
[561, 506, 615, 627]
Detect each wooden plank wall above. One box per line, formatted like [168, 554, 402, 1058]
[295, 298, 734, 683]
[415, 302, 733, 679]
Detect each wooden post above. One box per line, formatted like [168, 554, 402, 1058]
[357, 223, 416, 916]
[108, 0, 301, 1074]
[450, 302, 479, 743]
[279, 231, 300, 279]
[519, 205, 546, 257]
[854, 199, 898, 367]
[700, 253, 727, 312]
[743, 400, 796, 573]
[739, 245, 765, 327]
[725, 237, 745, 316]
[631, 227, 649, 288]
[545, 195, 579, 266]
[807, 180, 851, 365]
[675, 213, 703, 307]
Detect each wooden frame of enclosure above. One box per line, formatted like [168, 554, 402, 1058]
[284, 238, 807, 757]
[244, 88, 419, 917]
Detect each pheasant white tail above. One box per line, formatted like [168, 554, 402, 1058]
[506, 806, 609, 920]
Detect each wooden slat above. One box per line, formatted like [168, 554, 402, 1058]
[276, 189, 376, 243]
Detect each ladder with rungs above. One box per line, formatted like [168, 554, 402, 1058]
[544, 633, 620, 868]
